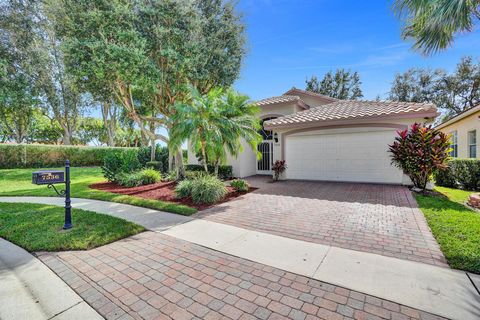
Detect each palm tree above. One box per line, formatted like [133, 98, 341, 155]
[394, 0, 479, 55]
[169, 86, 262, 175]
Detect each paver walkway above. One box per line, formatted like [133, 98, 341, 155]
[39, 231, 448, 320]
[1, 196, 479, 320]
[197, 176, 447, 267]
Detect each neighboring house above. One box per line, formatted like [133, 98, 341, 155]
[187, 87, 438, 184]
[436, 104, 480, 159]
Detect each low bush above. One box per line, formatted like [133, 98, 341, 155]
[0, 144, 137, 169]
[175, 180, 194, 199]
[184, 170, 209, 180]
[139, 168, 161, 185]
[137, 146, 169, 172]
[146, 161, 162, 170]
[435, 159, 480, 190]
[115, 168, 161, 187]
[272, 160, 287, 181]
[230, 179, 249, 192]
[190, 175, 227, 204]
[102, 149, 142, 182]
[185, 164, 233, 180]
[163, 170, 178, 182]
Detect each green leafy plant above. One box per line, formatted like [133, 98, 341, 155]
[184, 170, 209, 180]
[102, 149, 142, 182]
[175, 179, 194, 199]
[230, 179, 250, 192]
[272, 160, 287, 181]
[190, 175, 227, 204]
[185, 164, 233, 180]
[436, 159, 480, 190]
[139, 168, 161, 185]
[389, 123, 451, 190]
[115, 168, 160, 187]
[163, 170, 178, 182]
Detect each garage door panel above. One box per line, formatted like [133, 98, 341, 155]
[285, 130, 403, 184]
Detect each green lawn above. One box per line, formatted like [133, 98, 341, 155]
[0, 202, 145, 251]
[0, 167, 196, 216]
[415, 186, 480, 274]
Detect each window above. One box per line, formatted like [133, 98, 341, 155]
[468, 130, 477, 158]
[450, 131, 458, 157]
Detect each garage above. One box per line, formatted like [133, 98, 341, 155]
[285, 128, 404, 184]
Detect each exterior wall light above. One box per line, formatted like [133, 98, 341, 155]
[274, 132, 279, 143]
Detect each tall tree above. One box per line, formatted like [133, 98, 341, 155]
[100, 101, 119, 147]
[55, 0, 246, 174]
[394, 0, 480, 55]
[0, 0, 38, 143]
[389, 56, 480, 119]
[305, 69, 363, 100]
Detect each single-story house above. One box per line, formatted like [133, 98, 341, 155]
[436, 104, 480, 159]
[187, 88, 438, 184]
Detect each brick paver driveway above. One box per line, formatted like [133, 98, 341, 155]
[197, 177, 447, 267]
[39, 232, 446, 320]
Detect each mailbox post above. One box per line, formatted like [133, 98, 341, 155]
[32, 160, 72, 229]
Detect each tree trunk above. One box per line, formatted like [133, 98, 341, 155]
[62, 126, 72, 145]
[200, 143, 208, 173]
[149, 122, 156, 161]
[176, 149, 185, 179]
[101, 102, 116, 147]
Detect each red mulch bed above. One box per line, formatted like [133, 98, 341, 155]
[90, 180, 256, 211]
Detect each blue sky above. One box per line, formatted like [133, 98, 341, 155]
[234, 0, 480, 100]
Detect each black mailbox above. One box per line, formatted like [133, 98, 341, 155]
[32, 170, 65, 185]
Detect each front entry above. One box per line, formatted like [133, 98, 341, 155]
[257, 117, 276, 175]
[257, 141, 273, 174]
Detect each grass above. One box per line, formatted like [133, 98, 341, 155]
[0, 167, 197, 216]
[434, 186, 476, 204]
[0, 202, 145, 251]
[415, 187, 480, 274]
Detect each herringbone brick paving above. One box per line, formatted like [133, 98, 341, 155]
[38, 232, 447, 320]
[196, 177, 447, 267]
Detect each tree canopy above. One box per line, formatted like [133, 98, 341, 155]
[394, 0, 480, 55]
[305, 69, 363, 100]
[389, 56, 480, 120]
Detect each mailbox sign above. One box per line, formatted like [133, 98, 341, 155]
[32, 170, 65, 185]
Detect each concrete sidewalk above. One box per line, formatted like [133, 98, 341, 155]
[0, 238, 102, 320]
[1, 196, 479, 320]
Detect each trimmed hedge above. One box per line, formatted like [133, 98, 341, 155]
[185, 164, 233, 180]
[435, 159, 480, 190]
[0, 144, 139, 169]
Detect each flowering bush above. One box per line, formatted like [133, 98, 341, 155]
[272, 160, 287, 181]
[389, 123, 451, 190]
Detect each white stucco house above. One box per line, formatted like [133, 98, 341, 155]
[187, 88, 438, 184]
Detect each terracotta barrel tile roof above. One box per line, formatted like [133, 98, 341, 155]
[264, 100, 437, 128]
[255, 95, 301, 106]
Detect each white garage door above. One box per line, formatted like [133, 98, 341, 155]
[285, 129, 404, 184]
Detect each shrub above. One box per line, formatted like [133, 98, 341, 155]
[137, 146, 169, 172]
[175, 179, 194, 199]
[435, 159, 480, 190]
[389, 123, 451, 190]
[190, 175, 227, 204]
[115, 172, 143, 187]
[185, 164, 232, 180]
[146, 160, 162, 170]
[434, 166, 457, 188]
[102, 149, 142, 182]
[115, 169, 161, 187]
[163, 170, 178, 182]
[272, 160, 287, 181]
[0, 144, 138, 169]
[230, 179, 250, 192]
[184, 170, 209, 180]
[138, 168, 161, 185]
